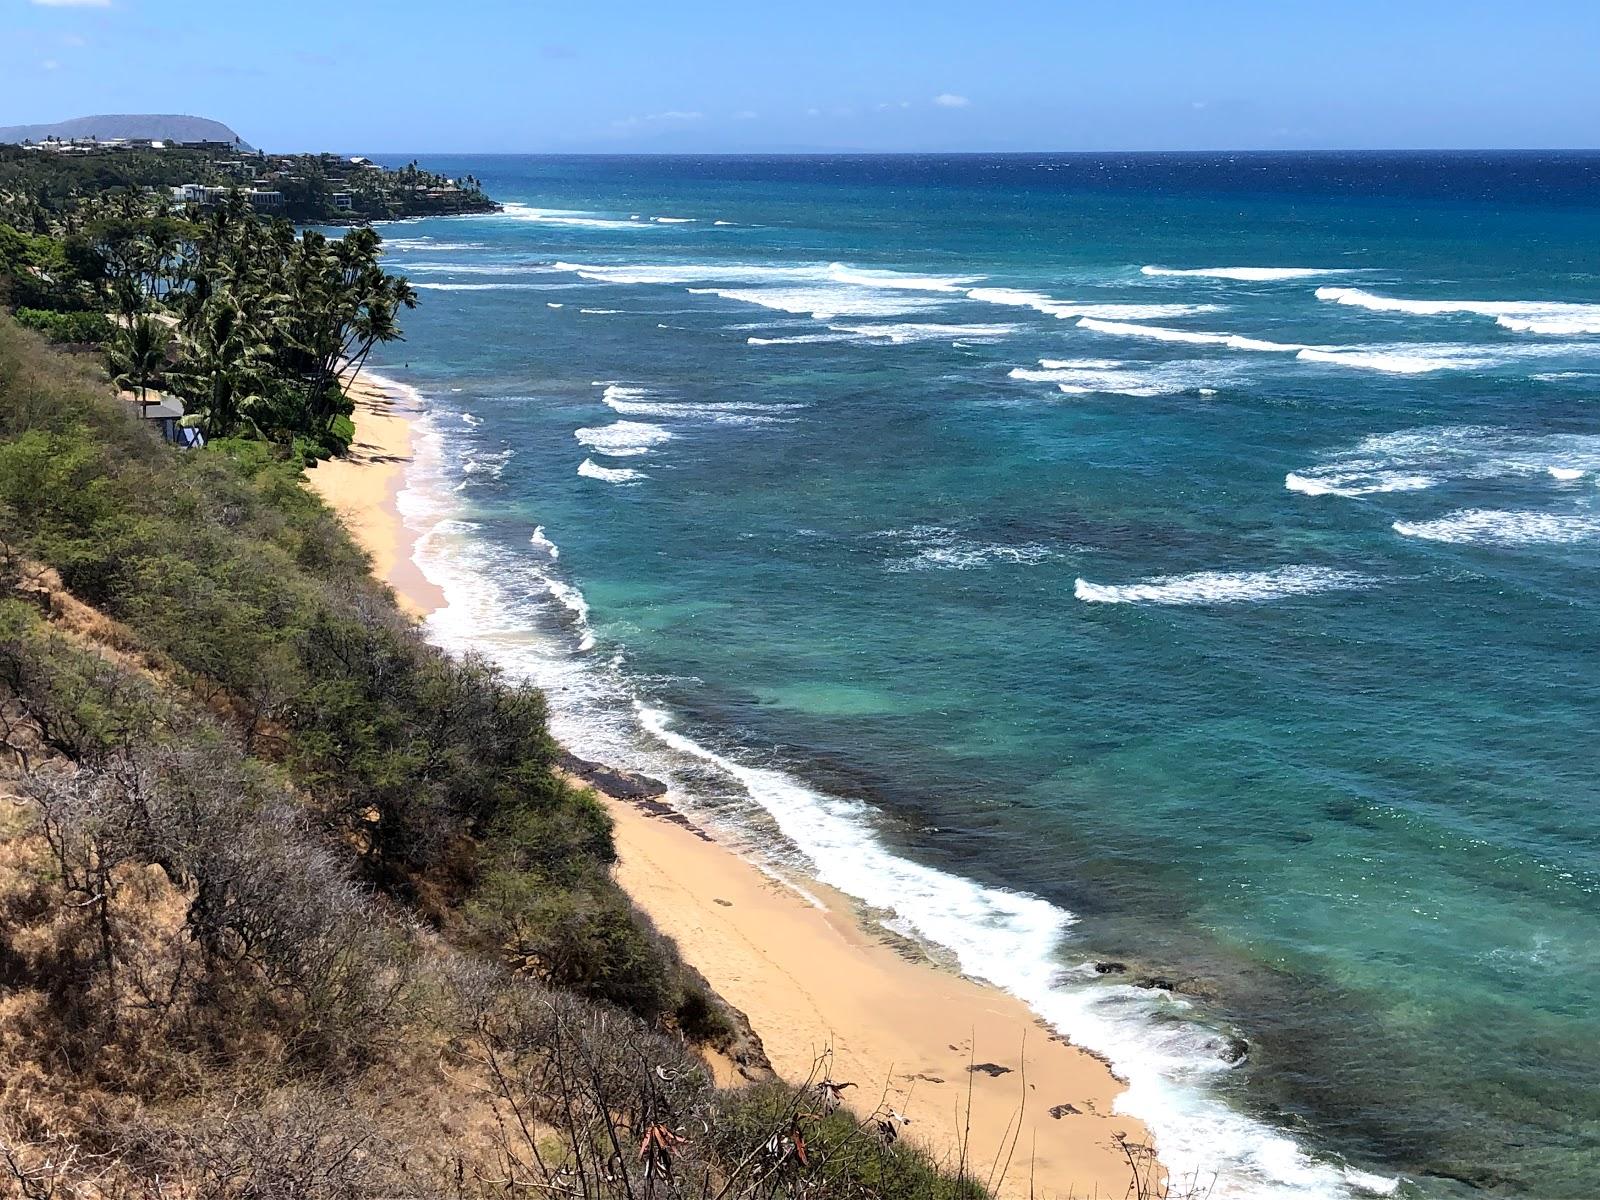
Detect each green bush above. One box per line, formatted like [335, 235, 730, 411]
[0, 312, 706, 1032]
[13, 306, 115, 344]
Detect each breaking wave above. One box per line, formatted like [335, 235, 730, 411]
[968, 286, 1219, 320]
[577, 458, 646, 484]
[1393, 510, 1600, 546]
[1316, 287, 1600, 335]
[1142, 266, 1354, 281]
[574, 421, 674, 456]
[1075, 566, 1378, 606]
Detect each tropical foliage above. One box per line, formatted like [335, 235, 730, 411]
[0, 178, 418, 458]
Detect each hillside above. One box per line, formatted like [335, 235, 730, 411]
[0, 314, 992, 1200]
[0, 113, 249, 148]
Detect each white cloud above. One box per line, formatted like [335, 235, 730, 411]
[612, 110, 704, 129]
[41, 59, 61, 69]
[933, 93, 971, 108]
[31, 0, 112, 7]
[732, 110, 758, 120]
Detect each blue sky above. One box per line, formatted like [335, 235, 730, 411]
[5, 0, 1599, 152]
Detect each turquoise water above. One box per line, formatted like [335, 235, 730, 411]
[368, 154, 1600, 1199]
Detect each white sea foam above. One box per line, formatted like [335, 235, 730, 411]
[688, 285, 948, 319]
[401, 261, 553, 275]
[1076, 317, 1304, 354]
[551, 259, 976, 293]
[968, 286, 1218, 320]
[600, 383, 802, 424]
[652, 216, 696, 224]
[1285, 472, 1436, 498]
[577, 457, 646, 484]
[1075, 566, 1377, 606]
[454, 448, 514, 491]
[1393, 510, 1600, 546]
[1316, 287, 1600, 335]
[747, 332, 861, 346]
[413, 282, 553, 291]
[876, 525, 1069, 572]
[495, 203, 654, 230]
[1295, 347, 1477, 374]
[1293, 426, 1600, 495]
[579, 308, 623, 315]
[830, 321, 1020, 344]
[381, 237, 486, 252]
[574, 421, 674, 456]
[1010, 358, 1234, 396]
[547, 302, 565, 309]
[1142, 266, 1353, 281]
[1077, 319, 1515, 375]
[530, 526, 560, 559]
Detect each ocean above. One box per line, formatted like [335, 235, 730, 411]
[364, 153, 1600, 1199]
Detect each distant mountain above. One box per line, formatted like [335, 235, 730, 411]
[0, 114, 251, 149]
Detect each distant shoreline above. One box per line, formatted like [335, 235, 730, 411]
[305, 370, 1162, 1200]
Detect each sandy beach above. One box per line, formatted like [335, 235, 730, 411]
[307, 375, 1159, 1200]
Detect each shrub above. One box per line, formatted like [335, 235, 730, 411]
[13, 307, 114, 345]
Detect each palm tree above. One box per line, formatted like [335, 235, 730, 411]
[174, 294, 270, 437]
[107, 314, 171, 415]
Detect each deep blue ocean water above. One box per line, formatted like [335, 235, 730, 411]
[364, 153, 1600, 1199]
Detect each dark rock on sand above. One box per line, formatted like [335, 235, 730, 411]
[1048, 1103, 1081, 1119]
[968, 1062, 1013, 1077]
[558, 750, 669, 800]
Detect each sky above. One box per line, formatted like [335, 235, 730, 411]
[4, 0, 1599, 153]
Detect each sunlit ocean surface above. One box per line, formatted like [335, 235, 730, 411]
[366, 153, 1600, 1199]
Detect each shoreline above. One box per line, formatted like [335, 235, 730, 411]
[307, 373, 1159, 1199]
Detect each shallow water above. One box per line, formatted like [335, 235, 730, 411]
[370, 153, 1600, 1199]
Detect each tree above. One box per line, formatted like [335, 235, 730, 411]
[107, 314, 172, 414]
[173, 293, 270, 437]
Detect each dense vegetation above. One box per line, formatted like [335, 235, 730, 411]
[0, 142, 496, 225]
[2, 168, 422, 458]
[0, 316, 993, 1199]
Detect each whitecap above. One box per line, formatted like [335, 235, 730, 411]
[1285, 472, 1436, 498]
[1393, 510, 1600, 546]
[1142, 266, 1353, 281]
[599, 383, 801, 424]
[1076, 317, 1304, 353]
[1010, 358, 1235, 396]
[1294, 426, 1600, 494]
[1074, 566, 1377, 605]
[1316, 287, 1600, 335]
[876, 525, 1067, 572]
[574, 420, 674, 456]
[530, 526, 560, 559]
[688, 285, 948, 320]
[830, 321, 1020, 344]
[969, 286, 1219, 321]
[577, 458, 646, 484]
[494, 203, 653, 230]
[1295, 347, 1476, 375]
[413, 282, 553, 292]
[579, 308, 623, 315]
